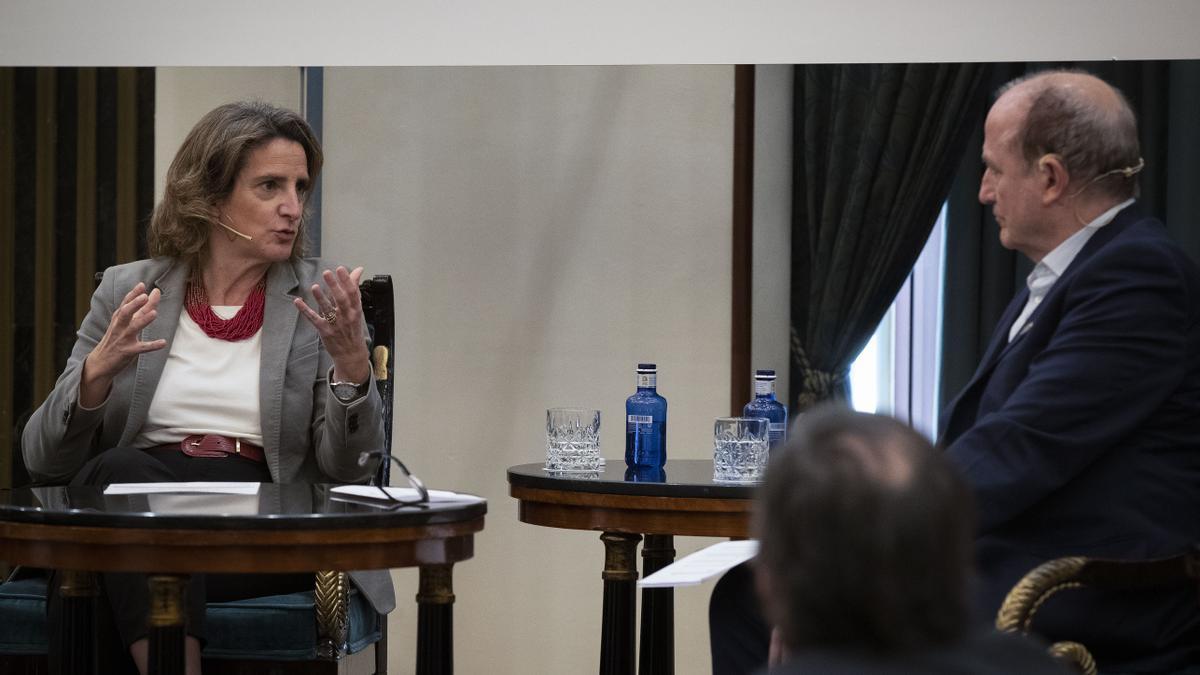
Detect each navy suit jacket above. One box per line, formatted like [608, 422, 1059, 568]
[762, 630, 1068, 675]
[939, 206, 1200, 671]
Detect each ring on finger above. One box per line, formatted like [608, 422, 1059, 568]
[320, 307, 339, 324]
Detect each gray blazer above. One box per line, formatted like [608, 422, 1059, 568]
[22, 256, 395, 613]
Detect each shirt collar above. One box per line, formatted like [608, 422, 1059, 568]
[1032, 198, 1135, 281]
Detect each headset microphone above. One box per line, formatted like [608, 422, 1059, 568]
[1069, 157, 1147, 200]
[217, 220, 253, 241]
[1119, 157, 1145, 178]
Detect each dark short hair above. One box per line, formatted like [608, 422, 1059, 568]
[149, 100, 323, 263]
[754, 405, 975, 655]
[1000, 70, 1140, 200]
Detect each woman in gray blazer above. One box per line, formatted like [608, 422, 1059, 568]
[22, 101, 391, 675]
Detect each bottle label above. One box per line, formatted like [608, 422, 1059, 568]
[627, 414, 653, 434]
[754, 379, 775, 396]
[637, 373, 656, 388]
[769, 423, 786, 441]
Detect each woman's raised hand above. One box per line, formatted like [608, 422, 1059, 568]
[80, 282, 167, 407]
[293, 266, 370, 385]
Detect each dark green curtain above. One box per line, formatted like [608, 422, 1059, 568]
[940, 60, 1200, 410]
[789, 63, 992, 411]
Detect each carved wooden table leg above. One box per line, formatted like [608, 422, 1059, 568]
[54, 570, 98, 675]
[638, 534, 676, 675]
[417, 563, 455, 675]
[600, 531, 642, 675]
[147, 574, 188, 675]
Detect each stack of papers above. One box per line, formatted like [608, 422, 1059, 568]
[330, 485, 486, 505]
[638, 540, 759, 588]
[104, 482, 261, 495]
[147, 492, 261, 515]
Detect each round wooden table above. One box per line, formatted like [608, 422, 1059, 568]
[508, 460, 755, 675]
[0, 484, 486, 675]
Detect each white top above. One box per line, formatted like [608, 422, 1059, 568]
[1008, 199, 1135, 342]
[134, 305, 263, 448]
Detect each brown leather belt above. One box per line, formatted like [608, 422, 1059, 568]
[152, 434, 266, 464]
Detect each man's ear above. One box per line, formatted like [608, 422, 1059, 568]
[1038, 153, 1070, 205]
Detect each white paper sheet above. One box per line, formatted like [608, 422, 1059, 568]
[103, 482, 261, 495]
[146, 492, 261, 515]
[330, 485, 486, 505]
[637, 540, 759, 588]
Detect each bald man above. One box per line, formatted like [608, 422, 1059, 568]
[939, 70, 1200, 673]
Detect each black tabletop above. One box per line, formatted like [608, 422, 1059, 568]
[0, 483, 487, 531]
[507, 459, 759, 499]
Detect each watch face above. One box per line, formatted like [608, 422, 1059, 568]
[333, 383, 359, 402]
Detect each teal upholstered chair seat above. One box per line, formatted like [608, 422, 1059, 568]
[206, 589, 382, 660]
[0, 576, 381, 661]
[0, 577, 48, 655]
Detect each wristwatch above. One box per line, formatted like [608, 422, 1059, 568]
[330, 377, 369, 403]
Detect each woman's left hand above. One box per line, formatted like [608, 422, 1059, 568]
[294, 266, 371, 384]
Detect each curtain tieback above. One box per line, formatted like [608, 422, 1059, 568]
[792, 344, 848, 410]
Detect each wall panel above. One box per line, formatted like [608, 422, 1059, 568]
[321, 65, 733, 675]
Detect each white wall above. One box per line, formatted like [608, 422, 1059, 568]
[154, 68, 301, 200]
[318, 66, 734, 674]
[751, 65, 793, 403]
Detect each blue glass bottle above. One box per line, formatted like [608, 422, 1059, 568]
[625, 363, 667, 469]
[624, 466, 666, 483]
[744, 369, 788, 450]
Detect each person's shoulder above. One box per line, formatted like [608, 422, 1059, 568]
[1081, 213, 1200, 288]
[1105, 213, 1194, 263]
[98, 257, 180, 288]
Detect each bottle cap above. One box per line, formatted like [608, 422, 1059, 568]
[637, 363, 657, 372]
[754, 369, 776, 379]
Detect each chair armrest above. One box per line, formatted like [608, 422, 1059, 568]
[996, 556, 1089, 633]
[996, 556, 1096, 674]
[314, 571, 349, 660]
[996, 550, 1200, 675]
[1048, 642, 1097, 675]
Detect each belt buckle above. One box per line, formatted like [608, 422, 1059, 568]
[185, 435, 230, 459]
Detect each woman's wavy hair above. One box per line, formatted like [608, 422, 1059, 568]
[149, 101, 323, 263]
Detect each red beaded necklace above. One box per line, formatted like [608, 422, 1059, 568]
[185, 277, 267, 341]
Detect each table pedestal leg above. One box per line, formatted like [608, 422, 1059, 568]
[416, 563, 455, 675]
[54, 570, 98, 675]
[148, 574, 188, 675]
[638, 534, 675, 675]
[600, 531, 642, 675]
